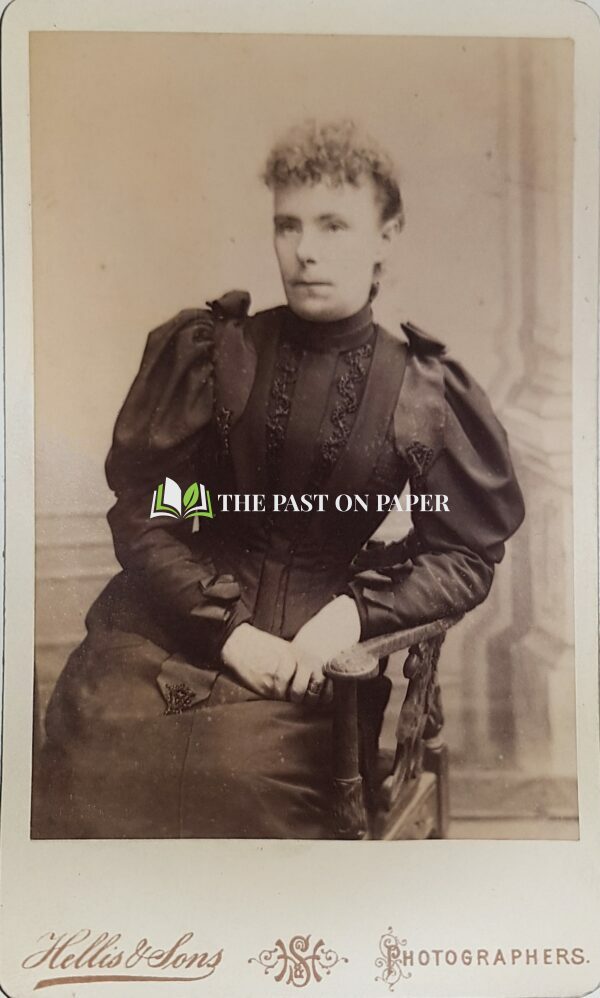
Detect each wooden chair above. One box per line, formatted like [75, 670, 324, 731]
[325, 614, 462, 840]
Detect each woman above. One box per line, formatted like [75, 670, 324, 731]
[36, 120, 525, 839]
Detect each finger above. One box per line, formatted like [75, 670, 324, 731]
[303, 670, 328, 709]
[304, 674, 326, 700]
[288, 660, 312, 704]
[271, 653, 298, 700]
[320, 678, 334, 705]
[289, 647, 324, 701]
[304, 676, 333, 709]
[204, 574, 240, 601]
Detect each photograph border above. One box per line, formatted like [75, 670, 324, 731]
[1, 2, 599, 997]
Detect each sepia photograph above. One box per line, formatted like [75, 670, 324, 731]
[1, 2, 599, 996]
[27, 30, 577, 843]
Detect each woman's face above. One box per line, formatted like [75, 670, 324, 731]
[273, 178, 397, 322]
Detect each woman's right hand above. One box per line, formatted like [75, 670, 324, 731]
[220, 623, 297, 700]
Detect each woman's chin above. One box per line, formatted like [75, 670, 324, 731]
[286, 293, 352, 323]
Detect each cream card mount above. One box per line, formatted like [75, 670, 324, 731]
[0, 1, 599, 997]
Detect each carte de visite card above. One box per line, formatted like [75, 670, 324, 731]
[1, 0, 599, 996]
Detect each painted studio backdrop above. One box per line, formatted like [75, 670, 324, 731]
[30, 33, 575, 838]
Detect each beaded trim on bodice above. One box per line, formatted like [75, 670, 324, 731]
[304, 341, 374, 496]
[265, 339, 304, 493]
[264, 325, 375, 500]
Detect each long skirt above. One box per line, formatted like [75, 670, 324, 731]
[32, 579, 335, 840]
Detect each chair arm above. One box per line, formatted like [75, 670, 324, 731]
[324, 614, 463, 682]
[323, 613, 462, 838]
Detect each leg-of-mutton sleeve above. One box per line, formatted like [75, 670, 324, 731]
[348, 323, 526, 639]
[104, 292, 255, 661]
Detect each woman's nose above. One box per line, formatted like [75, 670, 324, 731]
[296, 230, 318, 264]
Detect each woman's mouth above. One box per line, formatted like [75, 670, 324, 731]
[292, 280, 332, 287]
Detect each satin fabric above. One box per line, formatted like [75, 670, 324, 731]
[34, 293, 525, 839]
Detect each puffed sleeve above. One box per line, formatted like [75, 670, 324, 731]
[104, 292, 254, 661]
[349, 329, 526, 638]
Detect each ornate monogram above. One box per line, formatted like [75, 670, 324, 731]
[162, 682, 196, 715]
[249, 935, 348, 987]
[375, 927, 412, 991]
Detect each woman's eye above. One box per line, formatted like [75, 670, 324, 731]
[275, 221, 298, 235]
[325, 221, 346, 233]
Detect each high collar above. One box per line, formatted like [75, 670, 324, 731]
[281, 301, 374, 353]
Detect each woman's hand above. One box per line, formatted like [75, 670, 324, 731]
[221, 597, 362, 707]
[287, 646, 333, 707]
[221, 623, 297, 700]
[290, 596, 362, 707]
[292, 595, 362, 661]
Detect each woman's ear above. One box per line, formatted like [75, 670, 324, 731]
[382, 216, 401, 243]
[376, 217, 400, 263]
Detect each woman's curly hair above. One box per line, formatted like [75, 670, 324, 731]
[262, 119, 405, 229]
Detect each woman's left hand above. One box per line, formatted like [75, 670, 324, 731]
[290, 596, 362, 706]
[287, 646, 332, 707]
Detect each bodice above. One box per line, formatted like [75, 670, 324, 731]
[105, 291, 524, 650]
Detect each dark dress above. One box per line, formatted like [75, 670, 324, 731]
[35, 292, 525, 839]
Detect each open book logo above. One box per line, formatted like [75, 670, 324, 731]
[150, 477, 214, 520]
